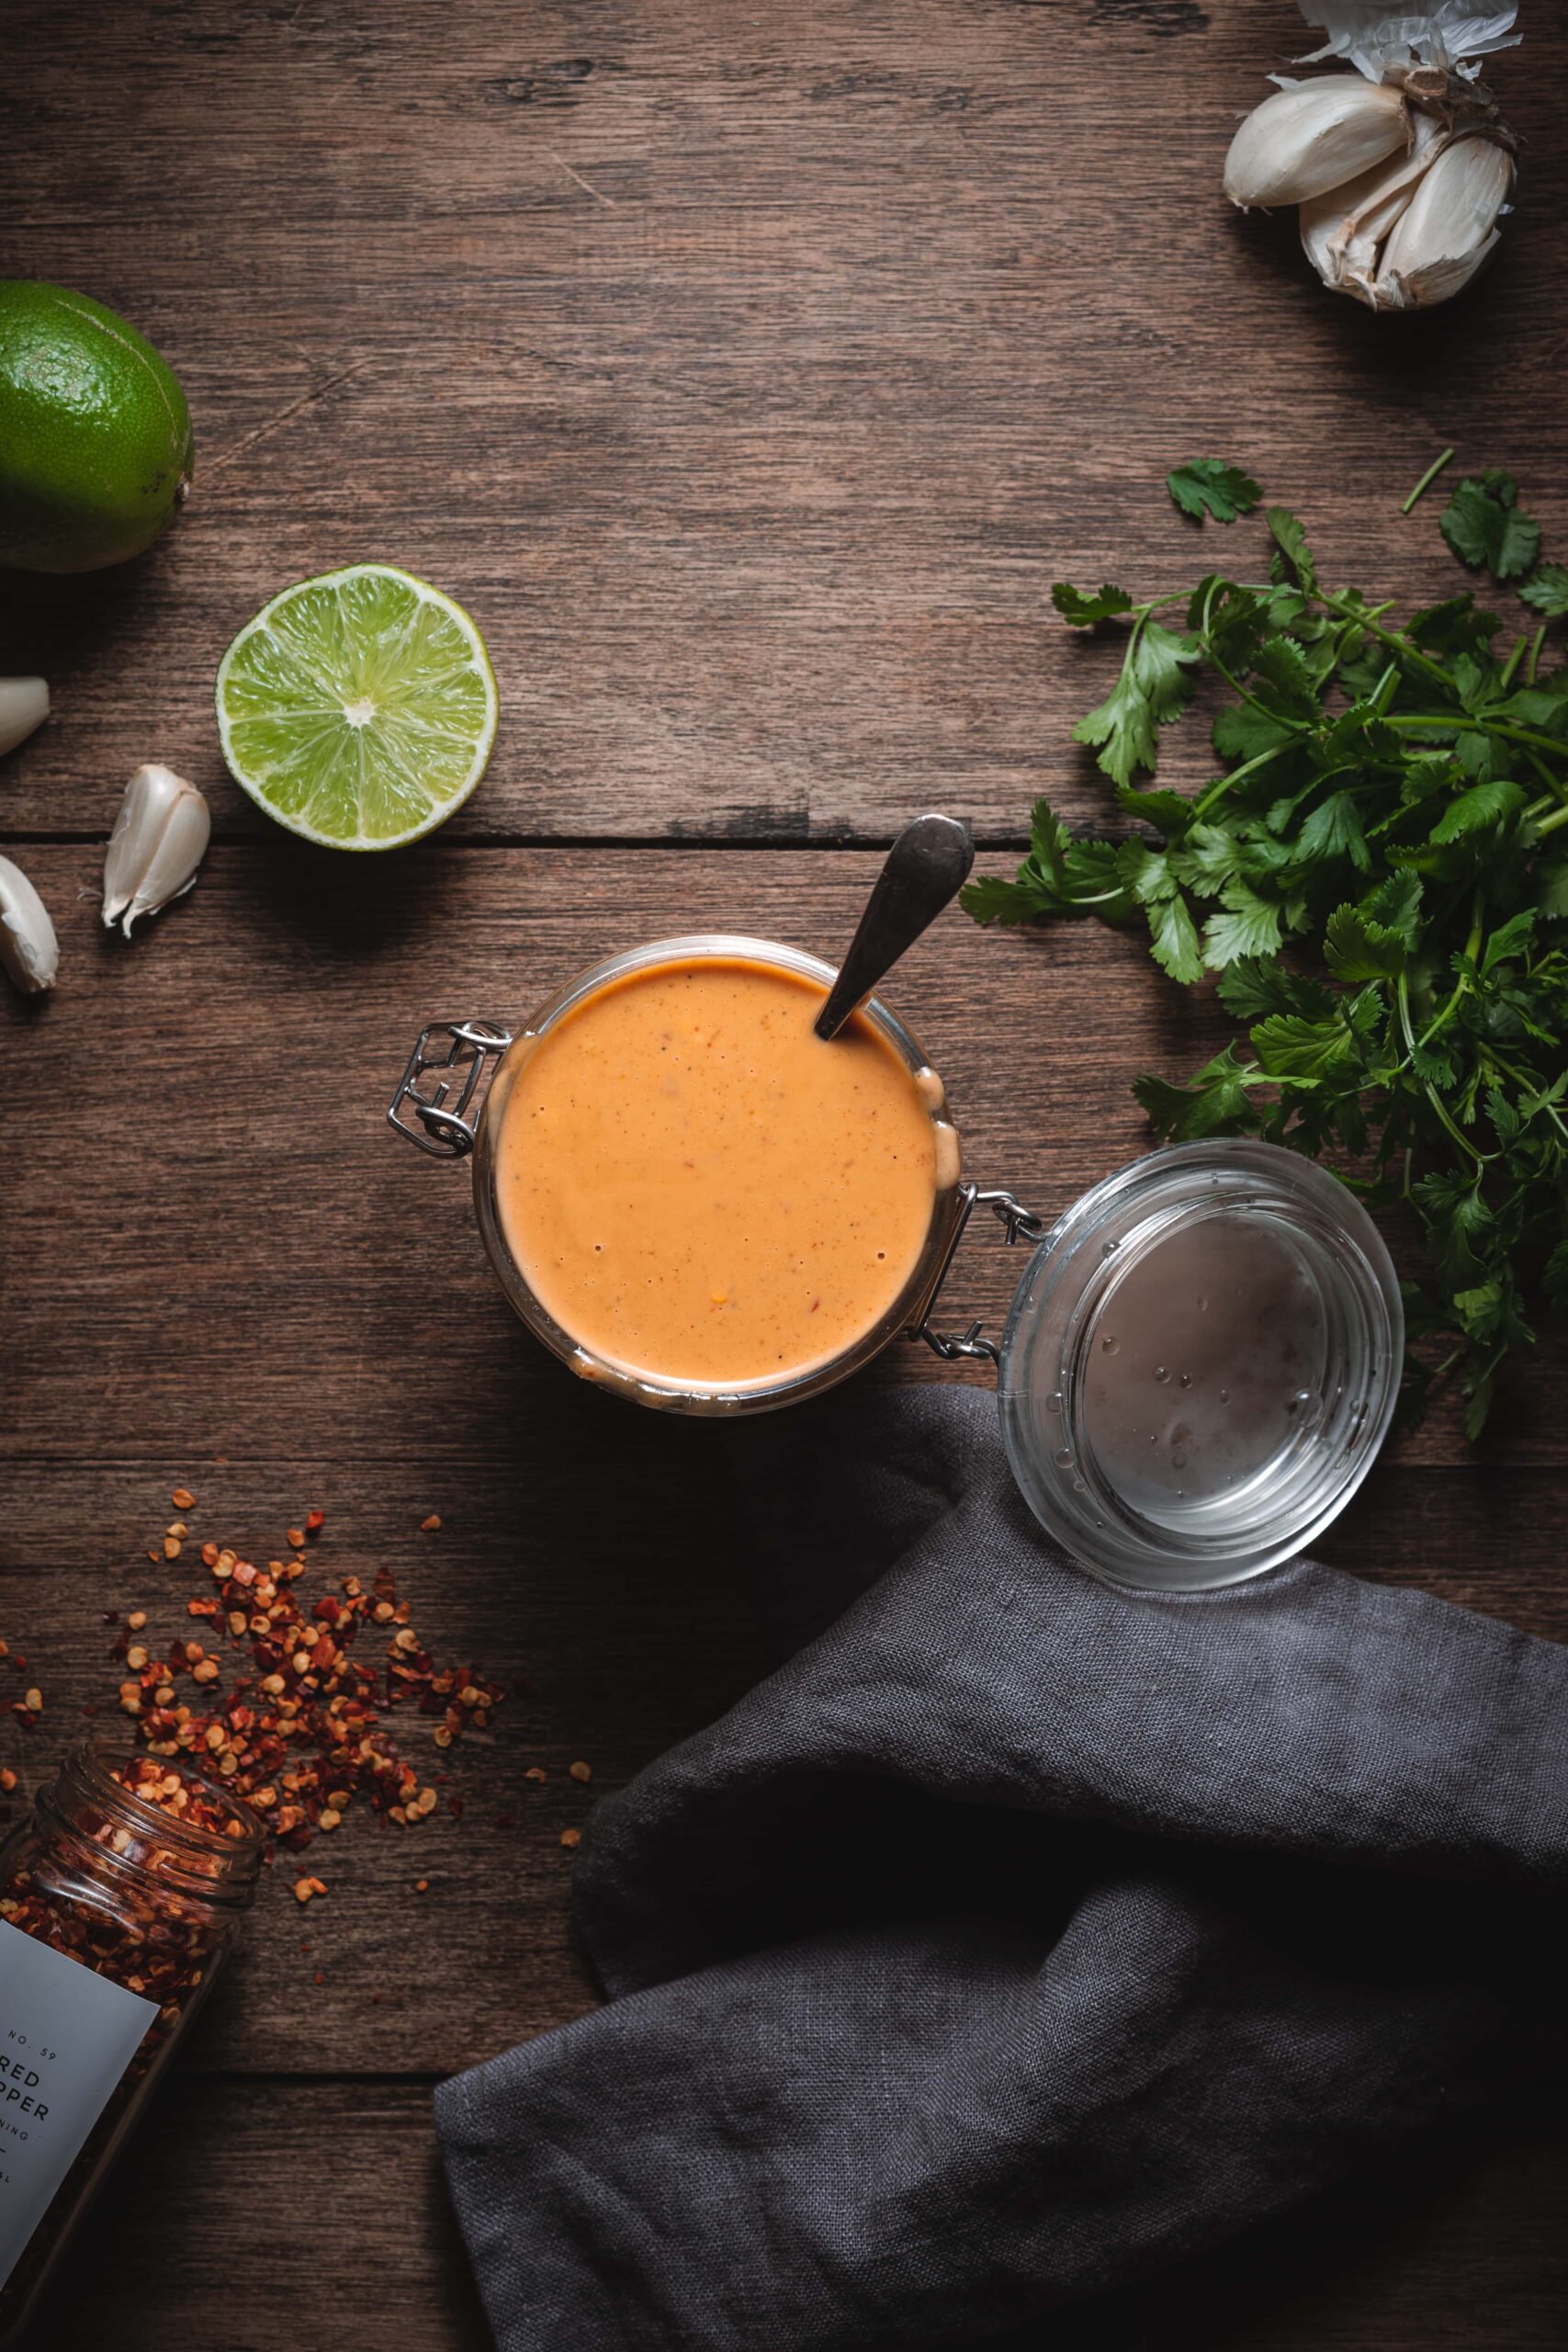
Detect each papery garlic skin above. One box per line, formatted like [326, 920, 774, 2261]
[1374, 132, 1513, 309]
[0, 678, 49, 758]
[1224, 76, 1411, 209]
[0, 854, 59, 994]
[102, 763, 211, 938]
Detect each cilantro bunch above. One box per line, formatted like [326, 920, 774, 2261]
[965, 467, 1568, 1436]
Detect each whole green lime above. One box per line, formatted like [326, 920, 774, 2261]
[0, 281, 193, 572]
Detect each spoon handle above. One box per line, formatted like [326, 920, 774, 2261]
[814, 813, 975, 1042]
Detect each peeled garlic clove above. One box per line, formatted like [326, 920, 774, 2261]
[1374, 134, 1514, 310]
[0, 678, 49, 758]
[1224, 74, 1411, 209]
[102, 763, 211, 938]
[0, 854, 59, 994]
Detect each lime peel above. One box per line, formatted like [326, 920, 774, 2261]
[215, 564, 498, 850]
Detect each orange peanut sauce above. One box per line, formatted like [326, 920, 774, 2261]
[492, 956, 953, 1389]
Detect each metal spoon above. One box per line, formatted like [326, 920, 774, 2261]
[814, 812, 975, 1041]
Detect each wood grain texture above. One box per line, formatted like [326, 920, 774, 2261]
[4, 0, 1567, 2344]
[2, 0, 1567, 842]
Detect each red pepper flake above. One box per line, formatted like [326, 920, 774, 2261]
[569, 1760, 592, 1783]
[560, 1828, 581, 1849]
[305, 1509, 325, 1534]
[420, 1514, 442, 1532]
[171, 1487, 196, 1511]
[285, 1528, 305, 1551]
[0, 1768, 17, 1793]
[415, 1878, 428, 1894]
[101, 1503, 511, 1885]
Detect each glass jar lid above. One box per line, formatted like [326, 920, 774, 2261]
[998, 1141, 1404, 1591]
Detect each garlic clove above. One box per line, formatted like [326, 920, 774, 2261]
[1299, 114, 1449, 304]
[0, 678, 50, 759]
[0, 854, 59, 994]
[102, 763, 211, 938]
[1224, 74, 1412, 209]
[1374, 133, 1514, 309]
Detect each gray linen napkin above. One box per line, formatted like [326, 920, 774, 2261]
[437, 1386, 1568, 2351]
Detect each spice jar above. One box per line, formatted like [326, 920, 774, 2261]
[0, 1747, 261, 2342]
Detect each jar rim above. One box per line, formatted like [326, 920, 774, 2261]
[39, 1743, 265, 1898]
[998, 1140, 1404, 1591]
[470, 933, 965, 1415]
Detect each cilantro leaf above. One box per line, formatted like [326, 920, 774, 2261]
[1428, 778, 1527, 843]
[1267, 506, 1317, 594]
[1203, 880, 1282, 967]
[1324, 902, 1408, 980]
[1518, 563, 1568, 618]
[1073, 618, 1200, 786]
[959, 875, 1051, 927]
[1134, 1046, 1260, 1141]
[1439, 472, 1542, 582]
[1167, 460, 1262, 526]
[1215, 958, 1335, 1021]
[1053, 582, 1134, 628]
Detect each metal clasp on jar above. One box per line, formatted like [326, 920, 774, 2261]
[388, 1022, 514, 1159]
[914, 1182, 1048, 1366]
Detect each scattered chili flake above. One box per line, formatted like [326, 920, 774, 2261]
[172, 1488, 196, 1511]
[415, 1878, 428, 1894]
[305, 1509, 325, 1534]
[0, 1768, 16, 1793]
[293, 1876, 327, 1905]
[420, 1514, 442, 1532]
[560, 1828, 581, 1849]
[525, 1767, 547, 1782]
[102, 1503, 509, 1883]
[285, 1528, 305, 1550]
[569, 1761, 592, 1783]
[22, 1690, 41, 1715]
[164, 1537, 182, 1561]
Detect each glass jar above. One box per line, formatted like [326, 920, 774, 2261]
[390, 934, 965, 1415]
[995, 1141, 1404, 1590]
[0, 1747, 261, 2343]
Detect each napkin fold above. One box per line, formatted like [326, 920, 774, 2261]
[437, 1386, 1568, 2352]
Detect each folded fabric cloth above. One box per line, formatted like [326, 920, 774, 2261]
[437, 1386, 1568, 2352]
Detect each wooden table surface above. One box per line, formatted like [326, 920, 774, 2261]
[4, 3, 1566, 2345]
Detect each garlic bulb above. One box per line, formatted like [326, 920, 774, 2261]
[102, 763, 211, 938]
[1224, 78, 1412, 209]
[0, 678, 49, 758]
[0, 854, 59, 995]
[1225, 6, 1519, 310]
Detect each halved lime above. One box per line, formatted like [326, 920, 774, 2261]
[215, 564, 498, 849]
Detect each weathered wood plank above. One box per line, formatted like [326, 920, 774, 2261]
[1, 845, 1562, 1464]
[2, 1, 1564, 841]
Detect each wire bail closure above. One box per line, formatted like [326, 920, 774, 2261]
[915, 1182, 1048, 1366]
[388, 1022, 514, 1159]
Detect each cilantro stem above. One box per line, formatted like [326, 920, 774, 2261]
[1399, 970, 1487, 1166]
[1388, 712, 1568, 763]
[1401, 447, 1455, 515]
[1536, 800, 1568, 838]
[1191, 740, 1292, 820]
[1498, 635, 1529, 692]
[1527, 622, 1548, 687]
[1415, 895, 1483, 1051]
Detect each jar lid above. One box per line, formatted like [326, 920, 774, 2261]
[998, 1142, 1404, 1592]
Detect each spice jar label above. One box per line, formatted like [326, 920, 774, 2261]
[0, 1920, 156, 2290]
